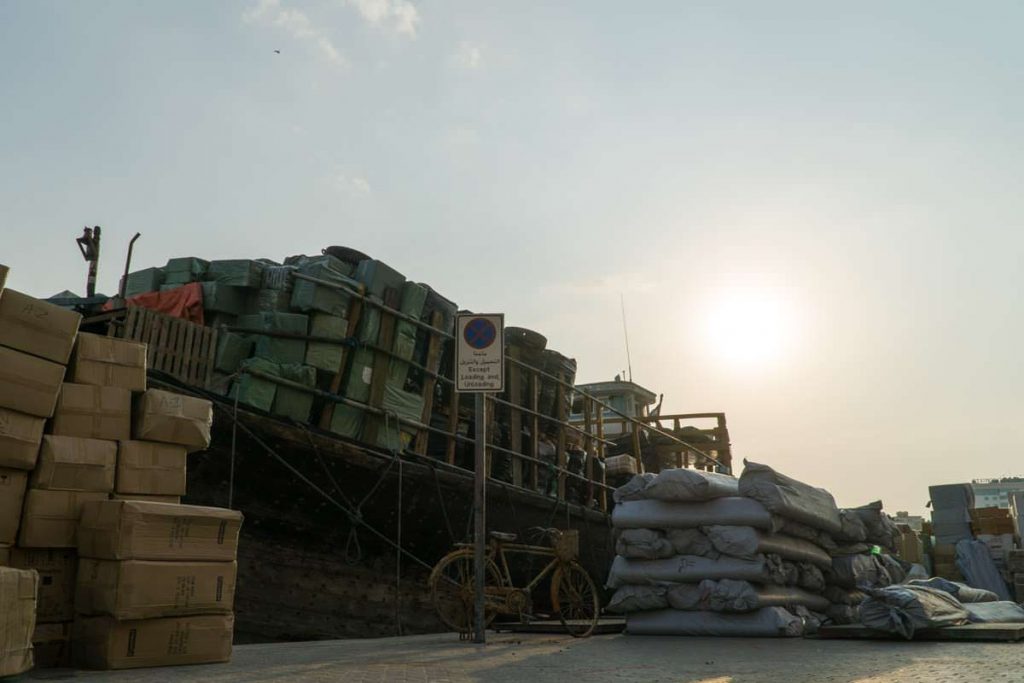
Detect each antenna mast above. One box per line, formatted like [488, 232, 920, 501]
[620, 293, 633, 382]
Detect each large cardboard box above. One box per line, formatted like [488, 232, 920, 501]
[0, 346, 65, 418]
[32, 621, 71, 669]
[69, 333, 147, 392]
[18, 490, 109, 548]
[115, 441, 187, 496]
[73, 614, 233, 670]
[0, 566, 37, 677]
[110, 493, 181, 504]
[133, 389, 212, 451]
[78, 501, 242, 562]
[0, 407, 45, 470]
[0, 469, 28, 545]
[9, 548, 76, 623]
[0, 289, 82, 365]
[32, 436, 117, 492]
[76, 559, 236, 619]
[49, 383, 131, 441]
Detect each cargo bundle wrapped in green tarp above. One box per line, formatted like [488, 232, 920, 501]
[354, 259, 405, 298]
[271, 364, 317, 422]
[306, 314, 348, 373]
[330, 405, 365, 439]
[205, 259, 266, 288]
[253, 289, 291, 313]
[123, 267, 164, 297]
[388, 282, 428, 387]
[164, 257, 209, 285]
[201, 282, 251, 316]
[214, 332, 254, 373]
[262, 264, 295, 291]
[230, 357, 279, 411]
[289, 255, 356, 317]
[371, 385, 425, 450]
[237, 312, 308, 365]
[341, 348, 375, 403]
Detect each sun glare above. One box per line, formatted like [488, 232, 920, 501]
[704, 290, 796, 368]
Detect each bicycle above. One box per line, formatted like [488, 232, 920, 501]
[428, 528, 601, 638]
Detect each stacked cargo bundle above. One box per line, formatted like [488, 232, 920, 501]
[928, 483, 974, 580]
[605, 465, 832, 637]
[0, 565, 38, 677]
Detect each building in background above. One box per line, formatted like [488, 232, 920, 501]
[971, 478, 1024, 509]
[893, 511, 924, 532]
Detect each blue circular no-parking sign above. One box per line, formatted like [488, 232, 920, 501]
[464, 317, 497, 350]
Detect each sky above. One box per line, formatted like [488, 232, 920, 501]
[3, 1, 1024, 515]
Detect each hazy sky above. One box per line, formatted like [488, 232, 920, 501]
[4, 1, 1023, 515]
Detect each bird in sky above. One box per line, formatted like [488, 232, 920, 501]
[274, 49, 281, 54]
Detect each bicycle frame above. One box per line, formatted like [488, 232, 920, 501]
[455, 540, 563, 595]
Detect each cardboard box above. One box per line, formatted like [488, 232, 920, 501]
[76, 559, 236, 619]
[32, 621, 71, 669]
[69, 333, 147, 392]
[0, 407, 44, 470]
[0, 469, 29, 545]
[9, 548, 76, 623]
[115, 441, 187, 496]
[110, 493, 181, 504]
[0, 566, 38, 677]
[49, 383, 131, 441]
[0, 345, 65, 418]
[0, 288, 82, 365]
[78, 500, 242, 561]
[73, 614, 234, 670]
[18, 490, 109, 548]
[32, 436, 117, 492]
[133, 390, 212, 451]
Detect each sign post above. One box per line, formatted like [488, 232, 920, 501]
[455, 313, 504, 645]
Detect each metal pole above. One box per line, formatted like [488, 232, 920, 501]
[473, 391, 487, 644]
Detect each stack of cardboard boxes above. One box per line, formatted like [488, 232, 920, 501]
[0, 263, 242, 672]
[1007, 549, 1024, 602]
[0, 565, 38, 677]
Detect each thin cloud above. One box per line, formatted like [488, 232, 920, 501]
[345, 0, 420, 38]
[244, 0, 349, 68]
[334, 173, 372, 196]
[451, 42, 483, 70]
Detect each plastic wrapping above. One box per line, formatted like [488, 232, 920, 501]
[665, 529, 717, 557]
[643, 468, 739, 503]
[612, 497, 774, 531]
[613, 473, 656, 504]
[739, 460, 842, 535]
[906, 577, 997, 604]
[606, 554, 772, 589]
[849, 501, 900, 550]
[703, 526, 831, 569]
[829, 554, 891, 590]
[859, 585, 969, 639]
[669, 579, 830, 613]
[964, 601, 1024, 624]
[626, 607, 804, 637]
[606, 585, 669, 613]
[955, 539, 1012, 601]
[797, 562, 826, 592]
[615, 529, 675, 560]
[835, 509, 868, 543]
[823, 585, 867, 606]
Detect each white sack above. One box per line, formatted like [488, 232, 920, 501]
[612, 497, 774, 530]
[606, 554, 771, 589]
[626, 607, 804, 637]
[859, 585, 969, 639]
[739, 460, 842, 535]
[613, 473, 656, 503]
[704, 525, 832, 569]
[615, 529, 675, 560]
[644, 468, 739, 502]
[606, 584, 669, 613]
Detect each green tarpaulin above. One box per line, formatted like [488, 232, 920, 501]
[341, 348, 375, 402]
[230, 357, 278, 411]
[164, 257, 209, 285]
[123, 267, 164, 297]
[201, 282, 250, 316]
[214, 332, 253, 373]
[388, 282, 428, 387]
[271, 364, 317, 423]
[253, 289, 291, 313]
[289, 255, 356, 317]
[206, 260, 265, 288]
[371, 385, 425, 450]
[305, 314, 348, 372]
[238, 312, 308, 365]
[354, 259, 405, 299]
[329, 405, 364, 440]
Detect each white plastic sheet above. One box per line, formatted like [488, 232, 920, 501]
[626, 607, 804, 637]
[859, 585, 969, 639]
[615, 529, 675, 560]
[644, 468, 739, 502]
[964, 601, 1024, 624]
[704, 525, 832, 569]
[739, 460, 842, 535]
[606, 554, 772, 589]
[907, 577, 997, 604]
[612, 497, 774, 530]
[606, 584, 669, 613]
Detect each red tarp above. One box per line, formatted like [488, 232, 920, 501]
[104, 282, 205, 325]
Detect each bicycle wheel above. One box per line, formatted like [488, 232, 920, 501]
[429, 549, 503, 633]
[551, 561, 600, 638]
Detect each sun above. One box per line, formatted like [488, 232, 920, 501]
[704, 290, 796, 368]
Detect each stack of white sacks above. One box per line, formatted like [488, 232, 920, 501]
[606, 460, 921, 636]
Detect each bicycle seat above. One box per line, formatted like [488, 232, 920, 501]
[489, 531, 517, 542]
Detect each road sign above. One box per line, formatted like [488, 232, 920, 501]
[456, 313, 504, 393]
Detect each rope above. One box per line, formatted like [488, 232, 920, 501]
[429, 462, 457, 545]
[229, 378, 240, 510]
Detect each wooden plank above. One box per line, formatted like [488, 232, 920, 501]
[361, 288, 400, 446]
[413, 311, 444, 456]
[167, 318, 184, 378]
[817, 623, 1024, 642]
[319, 295, 364, 430]
[152, 315, 170, 372]
[203, 327, 218, 387]
[179, 323, 195, 379]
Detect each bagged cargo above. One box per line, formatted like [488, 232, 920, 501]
[0, 566, 38, 677]
[69, 333, 147, 392]
[703, 526, 831, 569]
[613, 473, 655, 503]
[606, 584, 669, 613]
[823, 585, 867, 605]
[200, 282, 249, 316]
[73, 614, 233, 669]
[929, 483, 974, 510]
[606, 554, 774, 589]
[133, 389, 212, 451]
[849, 501, 900, 550]
[626, 606, 804, 637]
[955, 539, 1012, 601]
[829, 554, 891, 590]
[237, 312, 308, 365]
[963, 601, 1024, 624]
[796, 562, 826, 592]
[643, 468, 739, 502]
[205, 259, 264, 287]
[835, 509, 868, 543]
[859, 585, 969, 639]
[0, 407, 45, 470]
[122, 267, 163, 297]
[214, 332, 254, 374]
[738, 460, 842, 535]
[906, 577, 997, 603]
[163, 257, 208, 285]
[0, 288, 82, 364]
[612, 497, 774, 531]
[615, 529, 675, 560]
[665, 528, 717, 557]
[0, 346, 65, 418]
[31, 435, 117, 492]
[706, 579, 829, 613]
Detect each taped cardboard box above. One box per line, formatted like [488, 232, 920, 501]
[110, 493, 181, 504]
[19, 490, 109, 548]
[0, 288, 82, 364]
[78, 500, 242, 562]
[0, 469, 29, 545]
[32, 435, 117, 492]
[76, 559, 237, 619]
[9, 548, 76, 623]
[116, 441, 187, 496]
[133, 389, 212, 451]
[73, 614, 233, 670]
[32, 621, 71, 669]
[69, 333, 147, 392]
[49, 383, 132, 441]
[0, 566, 38, 677]
[0, 345, 65, 418]
[0, 406, 45, 470]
